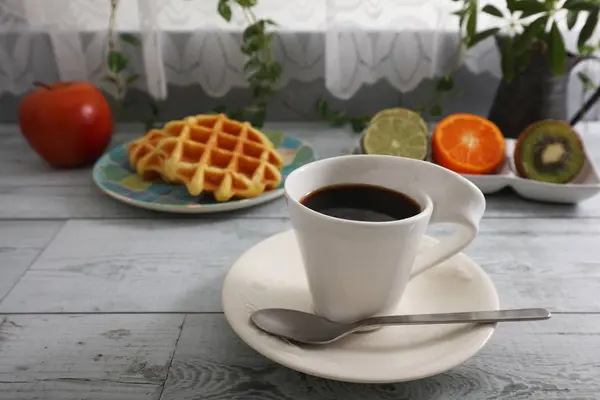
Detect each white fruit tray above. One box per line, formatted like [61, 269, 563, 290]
[353, 137, 600, 204]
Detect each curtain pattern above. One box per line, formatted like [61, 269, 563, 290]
[0, 0, 599, 118]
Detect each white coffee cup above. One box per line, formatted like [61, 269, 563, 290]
[284, 154, 486, 324]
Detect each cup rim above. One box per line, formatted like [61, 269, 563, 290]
[284, 155, 434, 227]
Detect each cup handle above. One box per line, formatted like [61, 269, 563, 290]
[410, 183, 485, 279]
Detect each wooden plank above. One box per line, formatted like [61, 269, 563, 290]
[0, 381, 160, 400]
[1, 123, 600, 219]
[4, 184, 600, 221]
[0, 122, 352, 187]
[0, 123, 350, 220]
[466, 219, 600, 311]
[1, 184, 600, 220]
[1, 218, 598, 313]
[0, 218, 289, 313]
[0, 221, 63, 300]
[0, 314, 184, 399]
[0, 185, 288, 220]
[160, 314, 600, 400]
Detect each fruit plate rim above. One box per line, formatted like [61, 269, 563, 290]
[354, 134, 600, 200]
[91, 131, 317, 214]
[463, 138, 600, 187]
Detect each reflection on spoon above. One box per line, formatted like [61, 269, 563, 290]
[250, 308, 551, 345]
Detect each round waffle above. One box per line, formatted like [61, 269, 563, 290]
[128, 114, 285, 202]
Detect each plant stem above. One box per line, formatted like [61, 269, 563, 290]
[419, 40, 464, 115]
[282, 97, 313, 119]
[108, 0, 124, 100]
[32, 81, 52, 90]
[108, 0, 118, 50]
[251, 10, 273, 65]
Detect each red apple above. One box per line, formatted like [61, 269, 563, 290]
[18, 81, 114, 168]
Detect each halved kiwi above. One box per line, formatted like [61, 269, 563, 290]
[514, 120, 586, 184]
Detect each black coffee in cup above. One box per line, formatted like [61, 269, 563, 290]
[300, 183, 421, 222]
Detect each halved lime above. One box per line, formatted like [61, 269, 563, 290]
[370, 108, 428, 134]
[363, 116, 428, 160]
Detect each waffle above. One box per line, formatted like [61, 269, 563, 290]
[127, 114, 285, 202]
[127, 129, 172, 182]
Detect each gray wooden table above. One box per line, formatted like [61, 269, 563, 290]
[0, 122, 599, 400]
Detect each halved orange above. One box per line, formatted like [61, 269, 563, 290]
[431, 113, 505, 175]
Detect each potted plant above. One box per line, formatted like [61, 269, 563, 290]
[456, 0, 600, 137]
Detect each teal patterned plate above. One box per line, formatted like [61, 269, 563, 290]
[92, 130, 316, 213]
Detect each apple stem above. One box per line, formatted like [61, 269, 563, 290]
[33, 81, 52, 90]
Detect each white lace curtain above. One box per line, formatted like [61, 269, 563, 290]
[0, 0, 597, 100]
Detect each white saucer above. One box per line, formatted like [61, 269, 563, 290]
[222, 229, 500, 383]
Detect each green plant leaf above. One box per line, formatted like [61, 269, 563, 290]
[267, 62, 283, 82]
[466, 8, 477, 39]
[252, 85, 273, 99]
[235, 0, 257, 7]
[506, 0, 517, 12]
[107, 51, 128, 73]
[247, 64, 270, 84]
[482, 4, 503, 17]
[514, 16, 547, 54]
[567, 10, 580, 30]
[240, 35, 264, 54]
[143, 118, 158, 132]
[516, 46, 532, 72]
[120, 33, 141, 46]
[149, 101, 159, 117]
[264, 32, 275, 46]
[350, 118, 368, 133]
[259, 18, 277, 27]
[226, 110, 242, 121]
[564, 0, 598, 11]
[512, 1, 547, 14]
[578, 10, 599, 48]
[436, 75, 454, 92]
[248, 108, 266, 128]
[468, 27, 500, 47]
[243, 23, 262, 41]
[453, 8, 467, 22]
[520, 9, 546, 18]
[228, 0, 281, 129]
[243, 57, 261, 73]
[453, 8, 469, 29]
[578, 71, 598, 90]
[315, 99, 329, 116]
[213, 105, 228, 113]
[102, 75, 119, 86]
[548, 22, 566, 75]
[328, 111, 347, 127]
[452, 9, 466, 17]
[126, 73, 141, 85]
[218, 0, 232, 22]
[239, 44, 253, 55]
[500, 36, 515, 82]
[429, 104, 442, 117]
[579, 43, 596, 56]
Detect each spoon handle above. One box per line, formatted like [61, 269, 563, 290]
[361, 308, 551, 327]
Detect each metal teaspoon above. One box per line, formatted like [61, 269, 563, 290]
[250, 308, 551, 345]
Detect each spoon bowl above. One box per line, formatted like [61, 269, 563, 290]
[252, 308, 363, 344]
[250, 308, 551, 345]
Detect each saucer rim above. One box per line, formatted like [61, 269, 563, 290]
[222, 229, 500, 384]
